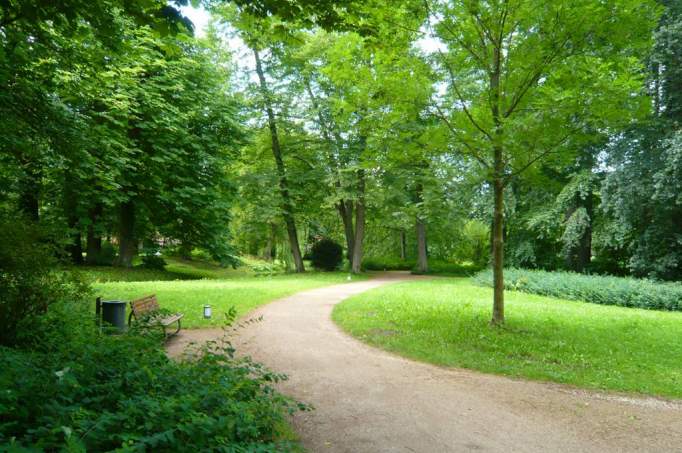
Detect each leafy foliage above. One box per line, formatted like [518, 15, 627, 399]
[473, 268, 682, 311]
[0, 218, 90, 346]
[0, 309, 302, 451]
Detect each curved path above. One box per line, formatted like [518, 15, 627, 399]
[167, 272, 682, 452]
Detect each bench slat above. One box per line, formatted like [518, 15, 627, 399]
[159, 314, 183, 326]
[131, 295, 160, 315]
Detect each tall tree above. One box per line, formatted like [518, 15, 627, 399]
[432, 0, 658, 323]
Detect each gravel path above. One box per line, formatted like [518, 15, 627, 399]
[166, 272, 682, 453]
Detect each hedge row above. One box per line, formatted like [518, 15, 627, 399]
[473, 268, 682, 311]
[362, 257, 483, 276]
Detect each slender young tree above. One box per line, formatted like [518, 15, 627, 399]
[432, 0, 658, 324]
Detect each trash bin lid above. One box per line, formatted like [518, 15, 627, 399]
[100, 300, 127, 305]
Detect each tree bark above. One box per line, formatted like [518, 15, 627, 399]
[416, 220, 428, 273]
[67, 220, 83, 264]
[263, 222, 276, 261]
[415, 182, 428, 273]
[179, 241, 192, 260]
[491, 175, 505, 324]
[490, 43, 505, 325]
[400, 229, 407, 260]
[351, 170, 366, 274]
[338, 201, 355, 266]
[18, 166, 40, 222]
[306, 79, 355, 267]
[114, 200, 136, 268]
[86, 204, 103, 264]
[253, 48, 305, 273]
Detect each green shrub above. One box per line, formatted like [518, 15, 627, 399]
[310, 238, 343, 271]
[362, 257, 483, 275]
[140, 245, 167, 270]
[89, 242, 117, 266]
[426, 260, 483, 276]
[473, 268, 682, 311]
[140, 253, 167, 270]
[0, 309, 303, 451]
[0, 219, 90, 346]
[362, 256, 414, 271]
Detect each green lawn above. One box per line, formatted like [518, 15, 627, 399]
[74, 257, 266, 283]
[333, 278, 682, 399]
[96, 272, 361, 328]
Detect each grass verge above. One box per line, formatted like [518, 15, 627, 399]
[96, 272, 363, 328]
[332, 278, 682, 399]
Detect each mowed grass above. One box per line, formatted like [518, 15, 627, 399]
[74, 258, 258, 283]
[96, 272, 362, 328]
[333, 278, 682, 399]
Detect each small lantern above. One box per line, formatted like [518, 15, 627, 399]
[203, 305, 212, 319]
[347, 274, 352, 281]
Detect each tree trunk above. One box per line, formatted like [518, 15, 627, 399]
[307, 79, 354, 268]
[253, 47, 305, 273]
[263, 223, 276, 261]
[67, 220, 83, 264]
[338, 201, 355, 266]
[491, 175, 505, 325]
[351, 170, 366, 274]
[18, 167, 40, 222]
[578, 191, 593, 272]
[86, 204, 103, 264]
[490, 41, 505, 325]
[114, 200, 136, 268]
[416, 220, 428, 273]
[400, 229, 407, 260]
[179, 241, 192, 260]
[415, 182, 428, 273]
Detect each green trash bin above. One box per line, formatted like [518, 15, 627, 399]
[96, 298, 127, 333]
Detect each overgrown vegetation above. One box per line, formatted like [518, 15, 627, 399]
[474, 268, 682, 311]
[0, 313, 302, 451]
[333, 278, 682, 398]
[0, 223, 304, 451]
[0, 219, 90, 346]
[362, 257, 482, 276]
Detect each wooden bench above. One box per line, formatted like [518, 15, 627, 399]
[128, 294, 183, 337]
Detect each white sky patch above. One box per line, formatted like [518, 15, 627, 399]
[415, 35, 447, 54]
[180, 5, 210, 38]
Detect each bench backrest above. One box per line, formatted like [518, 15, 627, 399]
[130, 295, 160, 317]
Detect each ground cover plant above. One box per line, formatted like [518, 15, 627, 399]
[362, 257, 482, 276]
[0, 307, 303, 452]
[474, 268, 682, 311]
[333, 278, 682, 399]
[96, 271, 364, 328]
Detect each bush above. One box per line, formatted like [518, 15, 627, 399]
[473, 268, 682, 311]
[0, 219, 90, 346]
[0, 309, 303, 451]
[362, 256, 414, 271]
[310, 238, 343, 271]
[140, 246, 167, 270]
[426, 260, 483, 276]
[362, 257, 483, 275]
[88, 242, 117, 266]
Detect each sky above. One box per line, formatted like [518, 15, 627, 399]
[180, 5, 211, 38]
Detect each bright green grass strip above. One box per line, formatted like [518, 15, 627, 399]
[96, 272, 363, 328]
[73, 258, 257, 283]
[332, 278, 682, 399]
